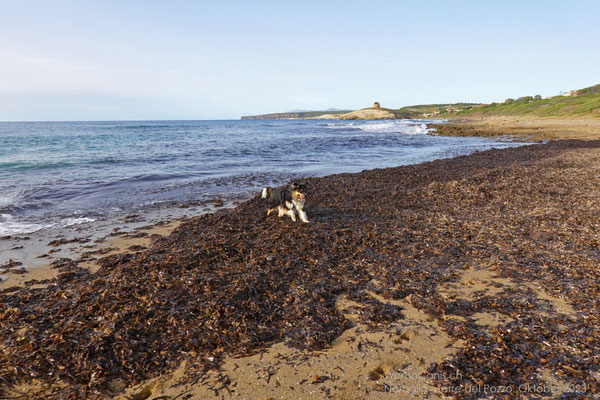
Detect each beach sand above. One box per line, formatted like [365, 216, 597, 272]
[430, 116, 600, 141]
[2, 139, 600, 399]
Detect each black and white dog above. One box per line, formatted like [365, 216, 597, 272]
[261, 182, 309, 223]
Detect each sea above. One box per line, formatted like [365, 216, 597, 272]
[0, 119, 524, 236]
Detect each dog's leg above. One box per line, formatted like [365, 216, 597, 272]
[286, 208, 297, 222]
[293, 201, 309, 223]
[297, 209, 309, 223]
[277, 206, 285, 217]
[267, 208, 274, 216]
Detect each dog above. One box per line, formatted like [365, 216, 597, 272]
[261, 182, 309, 223]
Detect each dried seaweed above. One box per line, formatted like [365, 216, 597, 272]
[1, 140, 600, 399]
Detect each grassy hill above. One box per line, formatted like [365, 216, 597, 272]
[442, 84, 600, 118]
[391, 103, 482, 118]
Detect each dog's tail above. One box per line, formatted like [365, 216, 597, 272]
[261, 187, 272, 199]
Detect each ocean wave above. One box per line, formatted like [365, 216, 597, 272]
[60, 217, 96, 227]
[119, 124, 174, 129]
[0, 213, 95, 235]
[0, 214, 43, 235]
[0, 195, 16, 208]
[0, 160, 75, 171]
[325, 120, 434, 135]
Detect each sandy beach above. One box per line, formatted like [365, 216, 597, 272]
[430, 116, 600, 141]
[1, 135, 600, 399]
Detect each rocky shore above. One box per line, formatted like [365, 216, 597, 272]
[2, 140, 600, 399]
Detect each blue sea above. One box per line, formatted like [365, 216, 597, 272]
[0, 119, 523, 235]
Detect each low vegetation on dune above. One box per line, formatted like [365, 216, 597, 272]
[392, 103, 482, 118]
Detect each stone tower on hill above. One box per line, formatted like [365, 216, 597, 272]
[373, 102, 381, 108]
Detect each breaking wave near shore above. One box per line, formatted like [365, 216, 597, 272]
[0, 119, 522, 235]
[0, 214, 95, 236]
[324, 119, 439, 135]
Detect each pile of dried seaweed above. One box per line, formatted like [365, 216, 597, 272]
[1, 140, 600, 399]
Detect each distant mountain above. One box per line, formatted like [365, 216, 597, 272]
[285, 108, 346, 113]
[241, 110, 352, 120]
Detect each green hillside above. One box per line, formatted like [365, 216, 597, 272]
[443, 84, 600, 118]
[392, 103, 481, 118]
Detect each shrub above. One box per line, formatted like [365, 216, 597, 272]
[517, 96, 534, 103]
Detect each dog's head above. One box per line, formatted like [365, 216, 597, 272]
[290, 182, 307, 193]
[290, 182, 307, 202]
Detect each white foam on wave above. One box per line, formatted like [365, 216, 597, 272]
[0, 213, 44, 235]
[0, 195, 17, 207]
[0, 213, 96, 235]
[325, 120, 434, 135]
[60, 217, 96, 227]
[324, 122, 350, 128]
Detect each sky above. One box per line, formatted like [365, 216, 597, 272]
[0, 0, 599, 121]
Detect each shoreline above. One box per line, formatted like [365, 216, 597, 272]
[0, 220, 185, 292]
[428, 116, 600, 141]
[2, 140, 600, 399]
[0, 119, 522, 278]
[0, 197, 246, 284]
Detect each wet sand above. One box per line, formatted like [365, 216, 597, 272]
[0, 221, 183, 291]
[2, 140, 600, 399]
[429, 116, 600, 141]
[0, 197, 245, 272]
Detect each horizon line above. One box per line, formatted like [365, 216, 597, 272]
[0, 118, 247, 123]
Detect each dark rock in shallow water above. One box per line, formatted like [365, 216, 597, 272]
[1, 259, 22, 269]
[48, 237, 90, 247]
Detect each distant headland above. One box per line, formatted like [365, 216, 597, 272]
[241, 83, 600, 120]
[240, 101, 477, 120]
[241, 102, 401, 120]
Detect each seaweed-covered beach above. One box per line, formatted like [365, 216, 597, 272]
[2, 140, 600, 399]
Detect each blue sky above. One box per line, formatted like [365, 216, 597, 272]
[0, 0, 598, 120]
